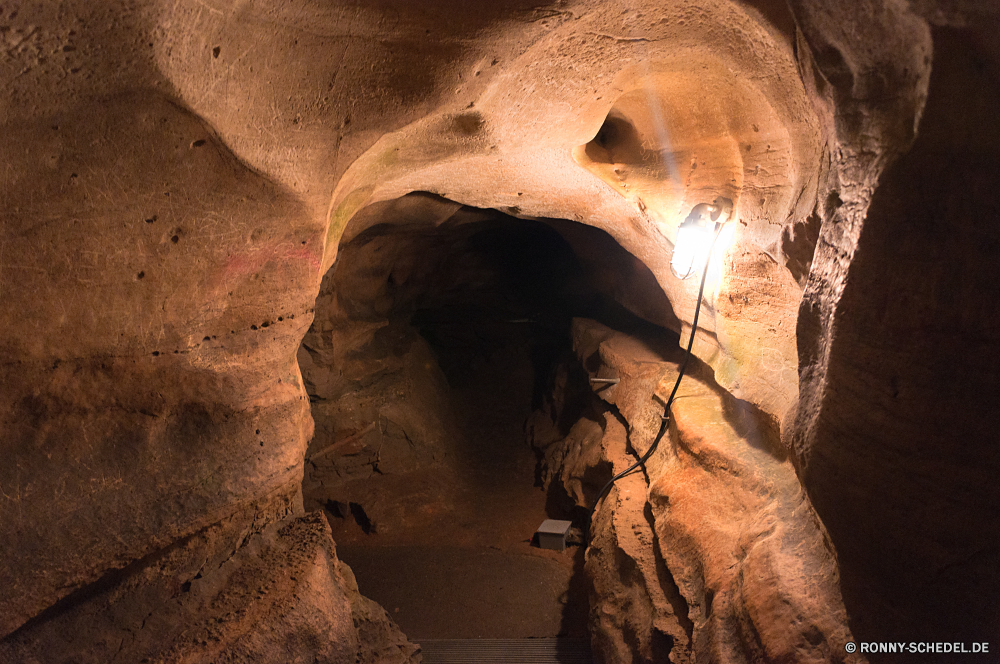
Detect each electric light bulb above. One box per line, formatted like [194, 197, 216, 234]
[670, 197, 733, 280]
[670, 220, 716, 280]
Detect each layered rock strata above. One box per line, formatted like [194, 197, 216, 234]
[2, 0, 996, 661]
[530, 318, 857, 663]
[0, 511, 418, 664]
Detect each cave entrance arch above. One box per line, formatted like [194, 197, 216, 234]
[297, 192, 679, 641]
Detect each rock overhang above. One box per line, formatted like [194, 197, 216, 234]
[321, 0, 824, 434]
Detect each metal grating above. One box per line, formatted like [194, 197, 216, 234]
[416, 638, 593, 664]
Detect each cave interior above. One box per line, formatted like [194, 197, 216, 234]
[1, 1, 1000, 664]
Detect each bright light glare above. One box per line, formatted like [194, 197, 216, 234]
[670, 221, 717, 280]
[670, 198, 734, 281]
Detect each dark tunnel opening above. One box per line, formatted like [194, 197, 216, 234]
[296, 194, 679, 644]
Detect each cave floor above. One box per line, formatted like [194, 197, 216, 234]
[317, 331, 589, 640]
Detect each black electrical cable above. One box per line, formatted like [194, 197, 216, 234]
[586, 221, 725, 536]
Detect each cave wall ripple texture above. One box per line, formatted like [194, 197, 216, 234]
[1, 0, 998, 662]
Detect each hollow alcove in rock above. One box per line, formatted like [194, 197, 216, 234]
[297, 192, 679, 643]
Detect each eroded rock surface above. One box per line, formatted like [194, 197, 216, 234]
[0, 89, 320, 640]
[0, 511, 418, 664]
[530, 319, 856, 663]
[2, 0, 998, 661]
[792, 26, 1000, 648]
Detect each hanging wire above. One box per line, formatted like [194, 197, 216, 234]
[587, 220, 725, 535]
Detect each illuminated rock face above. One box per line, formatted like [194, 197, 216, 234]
[324, 0, 824, 429]
[529, 318, 853, 663]
[1, 0, 998, 662]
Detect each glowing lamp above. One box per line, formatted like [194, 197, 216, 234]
[669, 197, 734, 280]
[589, 194, 737, 527]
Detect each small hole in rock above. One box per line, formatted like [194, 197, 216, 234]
[190, 139, 206, 148]
[137, 271, 145, 279]
[171, 235, 179, 244]
[212, 46, 220, 58]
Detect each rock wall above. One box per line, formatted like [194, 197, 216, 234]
[325, 0, 825, 428]
[0, 511, 418, 664]
[0, 88, 322, 642]
[0, 0, 427, 659]
[0, 79, 416, 660]
[792, 24, 1000, 650]
[529, 319, 855, 663]
[2, 0, 998, 662]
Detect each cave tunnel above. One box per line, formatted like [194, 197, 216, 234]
[298, 195, 684, 647]
[2, 2, 1000, 664]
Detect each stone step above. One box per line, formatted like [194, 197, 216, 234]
[416, 638, 593, 664]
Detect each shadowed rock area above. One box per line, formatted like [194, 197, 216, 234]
[299, 202, 660, 641]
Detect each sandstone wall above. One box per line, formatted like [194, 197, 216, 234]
[2, 0, 997, 662]
[792, 25, 1000, 649]
[529, 319, 856, 663]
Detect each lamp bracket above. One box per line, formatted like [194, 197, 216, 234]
[684, 197, 734, 229]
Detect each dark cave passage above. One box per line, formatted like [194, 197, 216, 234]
[297, 195, 677, 642]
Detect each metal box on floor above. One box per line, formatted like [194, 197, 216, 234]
[535, 519, 572, 551]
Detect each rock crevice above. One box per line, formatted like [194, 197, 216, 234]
[530, 318, 856, 663]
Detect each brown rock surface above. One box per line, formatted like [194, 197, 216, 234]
[791, 24, 1000, 651]
[0, 90, 320, 639]
[530, 319, 857, 663]
[0, 511, 418, 664]
[1, 0, 998, 662]
[324, 0, 826, 426]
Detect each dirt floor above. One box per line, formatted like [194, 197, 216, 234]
[318, 315, 590, 640]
